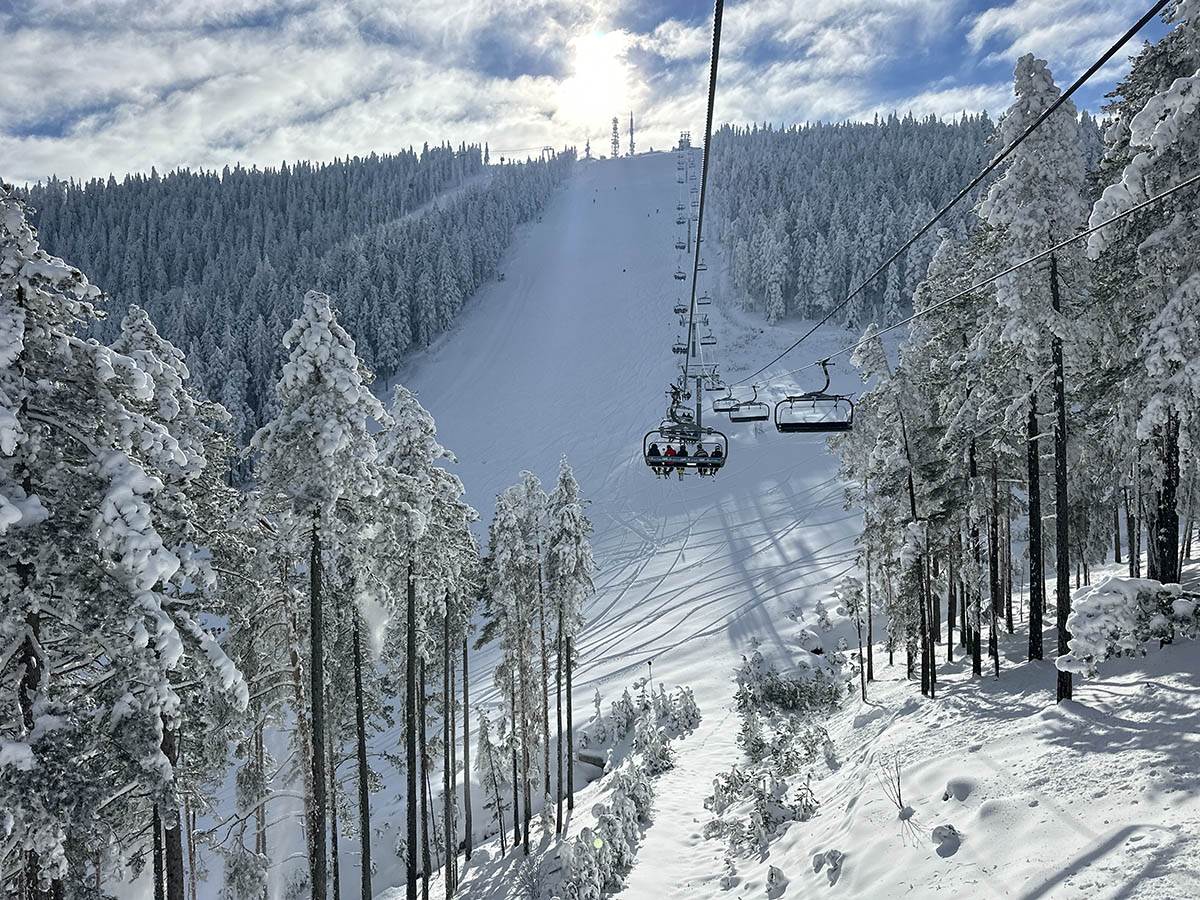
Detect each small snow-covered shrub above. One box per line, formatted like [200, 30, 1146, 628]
[666, 685, 702, 732]
[610, 689, 637, 737]
[633, 711, 675, 775]
[703, 769, 819, 853]
[1057, 576, 1200, 676]
[735, 654, 842, 717]
[561, 762, 657, 898]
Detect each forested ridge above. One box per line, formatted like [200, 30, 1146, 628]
[707, 112, 1104, 325]
[21, 145, 574, 445]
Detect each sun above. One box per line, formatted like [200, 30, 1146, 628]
[557, 30, 633, 130]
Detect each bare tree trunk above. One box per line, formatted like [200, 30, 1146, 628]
[443, 606, 453, 900]
[989, 460, 1000, 678]
[566, 636, 575, 811]
[286, 596, 317, 880]
[420, 660, 431, 900]
[865, 546, 876, 679]
[329, 733, 341, 900]
[162, 724, 186, 900]
[152, 807, 165, 900]
[462, 638, 473, 861]
[1114, 495, 1122, 564]
[555, 605, 564, 833]
[946, 537, 956, 663]
[969, 448, 982, 677]
[1050, 255, 1072, 703]
[406, 566, 418, 900]
[1028, 387, 1045, 660]
[1005, 485, 1014, 634]
[352, 614, 372, 900]
[537, 559, 551, 810]
[310, 519, 329, 900]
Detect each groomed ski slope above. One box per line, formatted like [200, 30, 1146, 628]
[402, 149, 862, 713]
[395, 149, 863, 894]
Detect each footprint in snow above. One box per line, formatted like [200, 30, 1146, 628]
[931, 824, 963, 858]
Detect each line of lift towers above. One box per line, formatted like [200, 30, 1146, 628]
[643, 142, 855, 479]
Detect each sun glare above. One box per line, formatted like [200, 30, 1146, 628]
[557, 29, 633, 132]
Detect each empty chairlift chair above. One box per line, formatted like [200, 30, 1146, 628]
[700, 332, 716, 347]
[727, 387, 771, 423]
[774, 362, 854, 433]
[698, 293, 712, 306]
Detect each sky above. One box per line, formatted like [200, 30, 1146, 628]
[0, 0, 1171, 184]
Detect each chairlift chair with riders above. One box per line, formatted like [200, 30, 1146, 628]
[675, 239, 686, 250]
[774, 361, 855, 433]
[672, 337, 688, 354]
[698, 293, 712, 306]
[674, 269, 687, 281]
[676, 216, 686, 225]
[727, 386, 771, 423]
[643, 423, 728, 478]
[674, 301, 687, 315]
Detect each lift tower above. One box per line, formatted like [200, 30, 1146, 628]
[611, 117, 620, 159]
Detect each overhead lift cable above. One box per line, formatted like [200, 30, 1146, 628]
[758, 170, 1200, 388]
[734, 0, 1173, 388]
[683, 0, 726, 386]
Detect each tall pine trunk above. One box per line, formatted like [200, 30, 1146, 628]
[161, 724, 186, 900]
[406, 566, 418, 900]
[1050, 255, 1072, 702]
[537, 560, 551, 810]
[1113, 496, 1123, 564]
[865, 546, 875, 680]
[555, 605, 565, 833]
[309, 519, 329, 900]
[462, 638, 472, 861]
[969, 446, 982, 677]
[946, 538, 956, 663]
[1149, 415, 1181, 583]
[286, 595, 316, 880]
[329, 733, 341, 900]
[443, 606, 453, 900]
[1027, 387, 1044, 660]
[420, 660, 431, 900]
[989, 460, 1000, 678]
[153, 808, 165, 900]
[566, 636, 575, 811]
[352, 614, 372, 900]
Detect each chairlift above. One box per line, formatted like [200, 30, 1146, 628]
[676, 203, 685, 211]
[712, 389, 739, 414]
[698, 293, 712, 306]
[700, 332, 716, 347]
[674, 269, 687, 281]
[672, 337, 688, 354]
[691, 199, 699, 208]
[676, 216, 686, 225]
[643, 424, 728, 478]
[697, 260, 708, 272]
[728, 387, 771, 423]
[675, 239, 686, 250]
[674, 302, 687, 315]
[774, 361, 854, 433]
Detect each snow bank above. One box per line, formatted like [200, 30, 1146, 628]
[1056, 576, 1200, 676]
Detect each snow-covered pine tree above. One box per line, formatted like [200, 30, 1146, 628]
[0, 183, 247, 894]
[979, 54, 1089, 700]
[1088, 0, 1200, 587]
[546, 457, 594, 823]
[251, 290, 387, 899]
